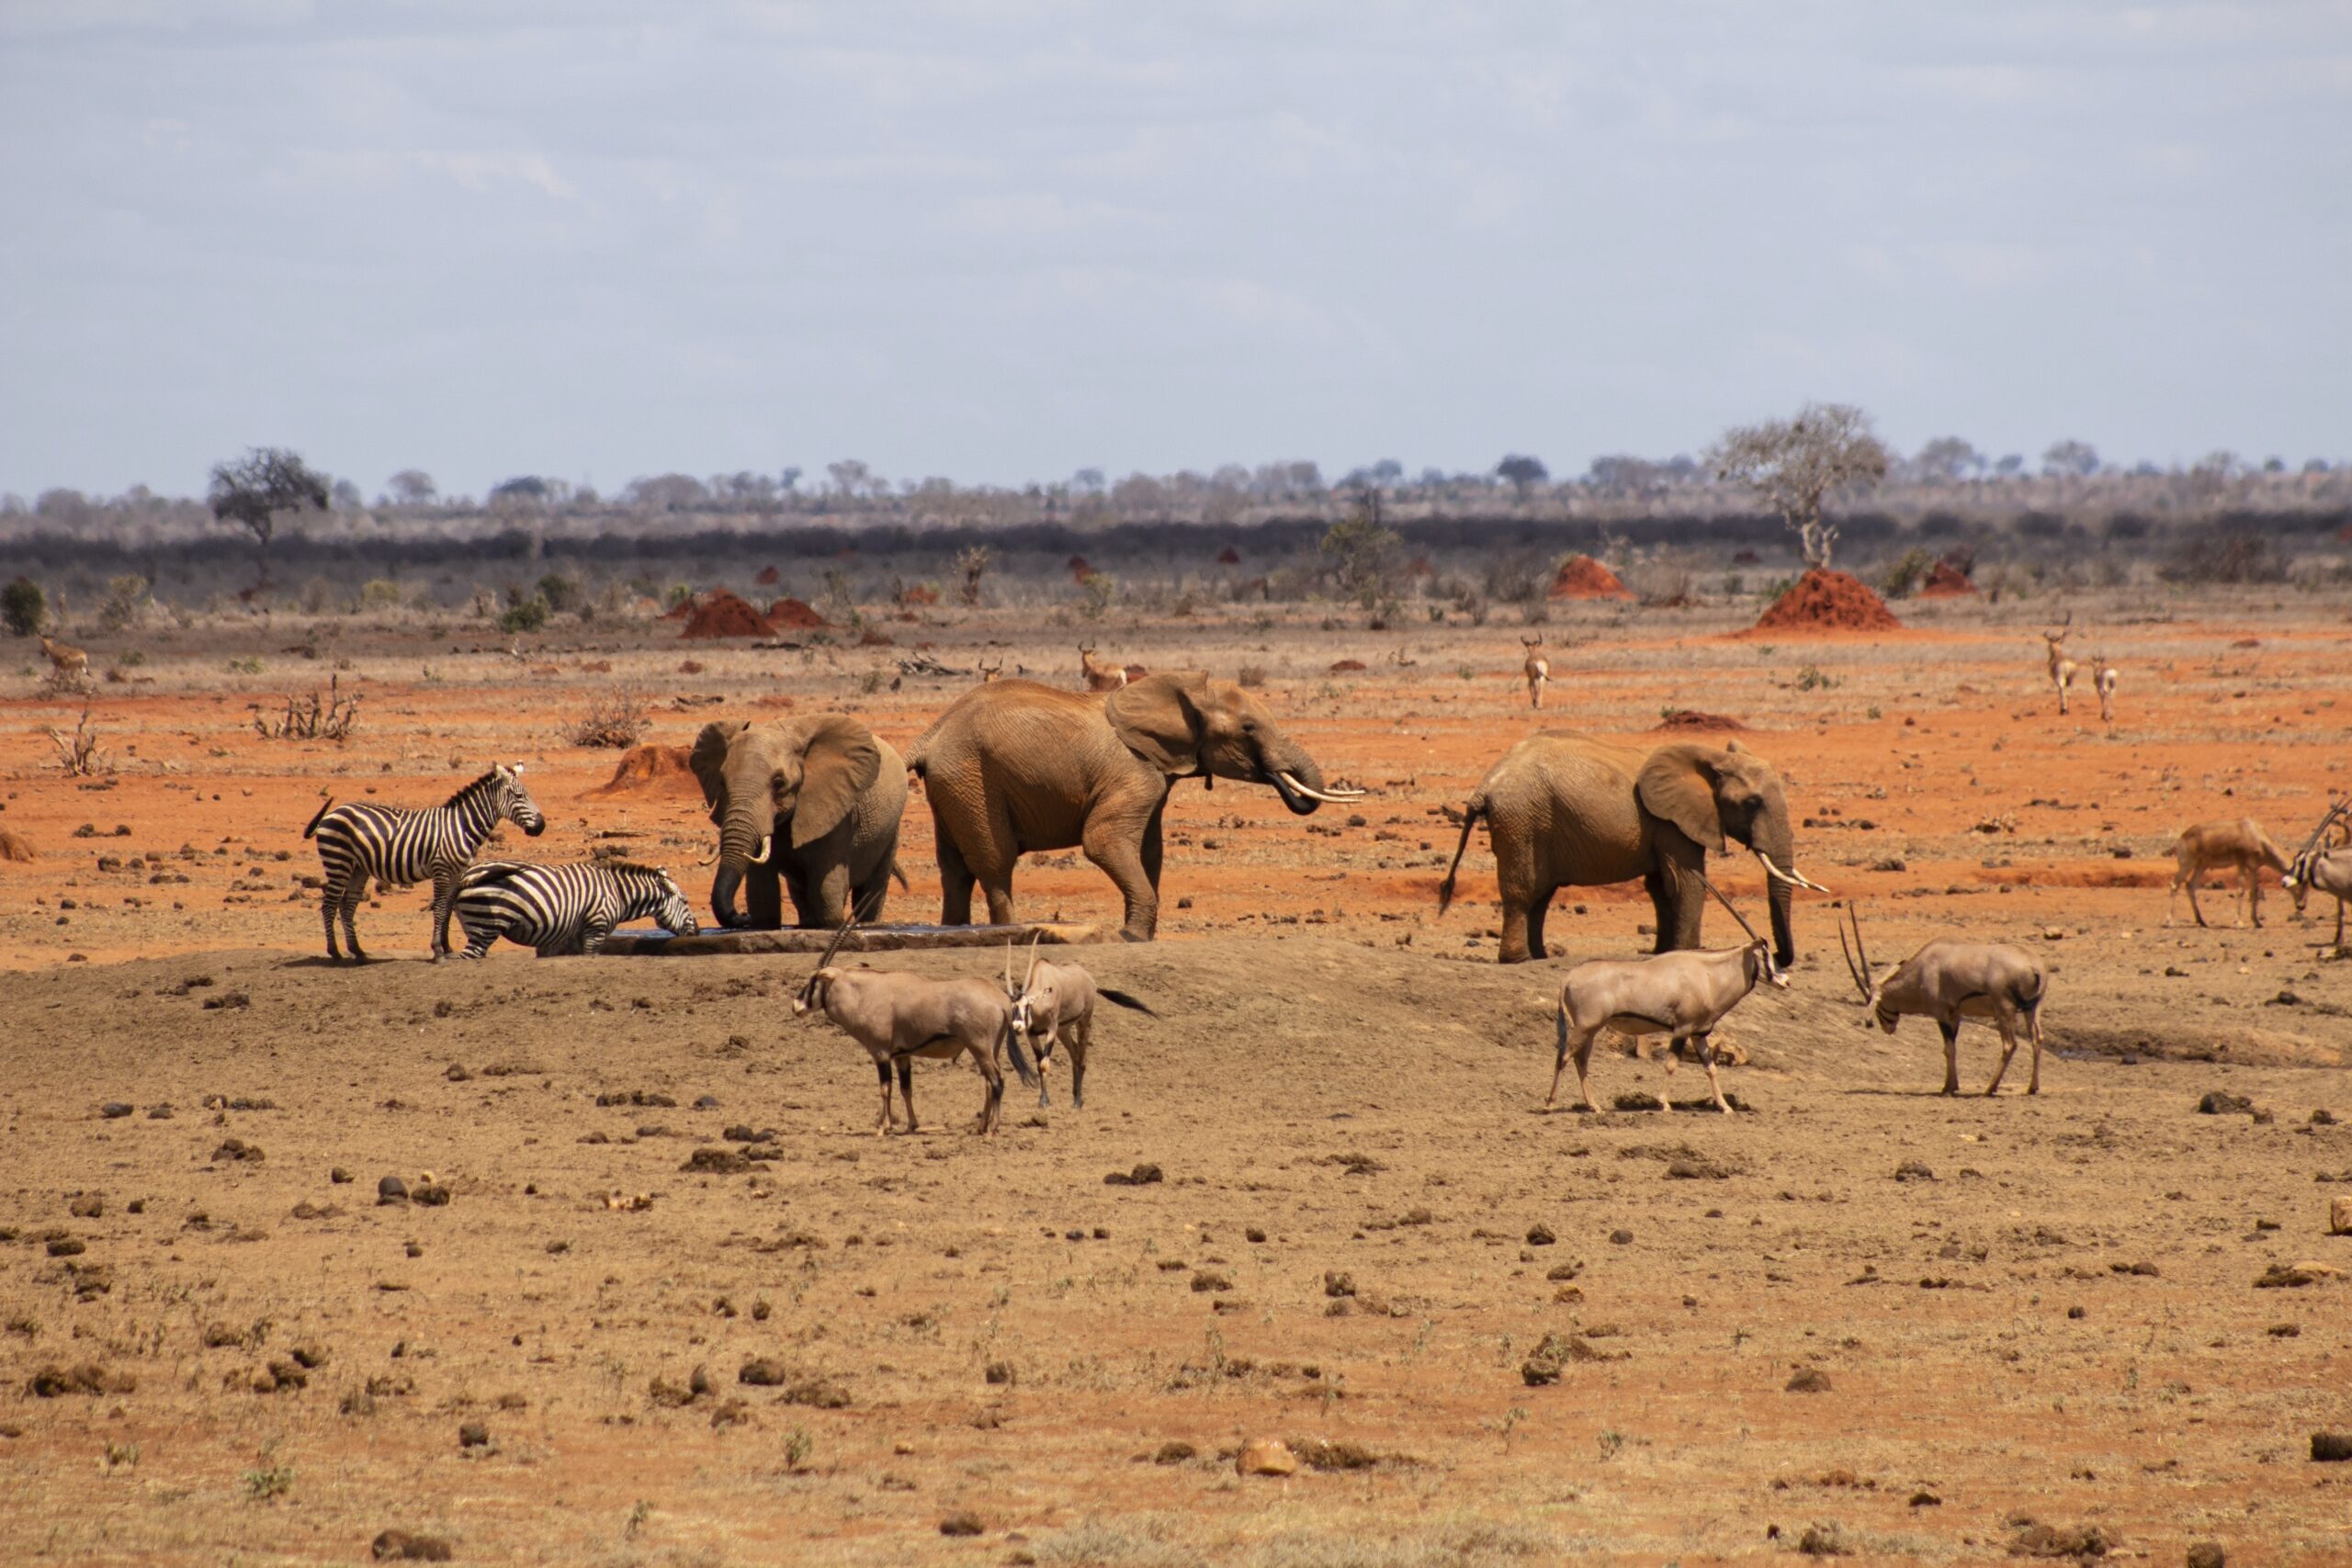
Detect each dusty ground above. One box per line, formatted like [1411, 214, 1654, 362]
[2, 588, 2349, 1564]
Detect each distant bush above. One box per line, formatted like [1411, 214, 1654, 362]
[97, 574, 149, 632]
[1878, 547, 1931, 599]
[2162, 531, 2283, 585]
[497, 595, 550, 635]
[566, 688, 647, 748]
[359, 579, 404, 612]
[537, 572, 582, 614]
[4, 577, 47, 637]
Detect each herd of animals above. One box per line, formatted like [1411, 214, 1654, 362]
[246, 636, 2351, 1131]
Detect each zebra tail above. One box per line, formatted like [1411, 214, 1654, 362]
[301, 797, 334, 839]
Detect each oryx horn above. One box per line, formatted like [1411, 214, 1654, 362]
[1693, 870, 1765, 950]
[1838, 904, 1875, 1003]
[1023, 930, 1042, 990]
[1754, 850, 1832, 895]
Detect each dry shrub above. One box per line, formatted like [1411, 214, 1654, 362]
[568, 688, 650, 749]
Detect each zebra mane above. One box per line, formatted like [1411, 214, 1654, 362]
[602, 860, 672, 881]
[443, 769, 509, 810]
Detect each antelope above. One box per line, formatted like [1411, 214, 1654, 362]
[1839, 906, 2050, 1096]
[1547, 874, 1784, 1115]
[2089, 650, 2118, 722]
[1521, 635, 1549, 711]
[1079, 645, 1128, 693]
[793, 921, 1037, 1135]
[1002, 936, 1158, 1109]
[2041, 613, 2077, 714]
[2166, 818, 2290, 929]
[978, 657, 1003, 682]
[40, 636, 87, 682]
[2284, 799, 2352, 953]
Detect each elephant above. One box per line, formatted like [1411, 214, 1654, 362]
[689, 716, 907, 929]
[904, 674, 1359, 942]
[1437, 732, 1821, 966]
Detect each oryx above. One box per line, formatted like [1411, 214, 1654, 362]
[1001, 935, 1158, 1108]
[1839, 906, 2050, 1097]
[2284, 798, 2352, 954]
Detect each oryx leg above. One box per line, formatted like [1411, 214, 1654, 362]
[2182, 874, 2210, 929]
[897, 1055, 918, 1134]
[2245, 864, 2263, 929]
[968, 1039, 1005, 1134]
[1547, 1003, 1601, 1113]
[873, 1058, 895, 1136]
[1984, 1005, 2023, 1097]
[1691, 1030, 1732, 1115]
[1066, 1010, 1091, 1109]
[1939, 1018, 1962, 1097]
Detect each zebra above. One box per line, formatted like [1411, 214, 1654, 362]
[302, 762, 546, 962]
[454, 860, 699, 957]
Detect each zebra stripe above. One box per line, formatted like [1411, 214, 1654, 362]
[305, 764, 546, 960]
[455, 861, 697, 957]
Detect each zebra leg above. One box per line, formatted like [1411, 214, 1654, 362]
[577, 916, 615, 957]
[341, 881, 368, 962]
[321, 879, 344, 961]
[429, 869, 458, 960]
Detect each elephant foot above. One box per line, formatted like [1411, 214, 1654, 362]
[1118, 928, 1153, 943]
[1941, 1085, 1960, 1098]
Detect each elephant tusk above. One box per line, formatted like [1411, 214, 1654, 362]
[753, 834, 773, 863]
[1755, 851, 1832, 895]
[1277, 772, 1364, 804]
[695, 845, 720, 867]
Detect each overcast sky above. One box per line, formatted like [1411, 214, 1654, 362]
[3, 1, 2346, 501]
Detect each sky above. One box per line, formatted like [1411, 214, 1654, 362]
[2, 1, 2347, 502]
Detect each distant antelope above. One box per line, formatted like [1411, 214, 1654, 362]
[2089, 651, 2118, 722]
[2166, 817, 2290, 929]
[1521, 635, 1549, 710]
[2041, 613, 2078, 714]
[1838, 906, 2049, 1097]
[2284, 799, 2352, 953]
[40, 636, 87, 682]
[1547, 874, 1784, 1115]
[1079, 645, 1128, 693]
[977, 656, 1003, 682]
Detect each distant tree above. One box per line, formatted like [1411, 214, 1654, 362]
[2261, 456, 2285, 473]
[779, 466, 803, 494]
[827, 459, 875, 500]
[2041, 439, 2100, 478]
[956, 544, 994, 607]
[490, 475, 550, 505]
[624, 473, 710, 512]
[388, 468, 436, 506]
[1995, 454, 2026, 477]
[330, 477, 363, 510]
[1496, 454, 1549, 497]
[1368, 458, 1405, 484]
[1320, 494, 1402, 609]
[1707, 402, 1890, 570]
[1284, 459, 1324, 494]
[1585, 455, 1657, 493]
[1071, 468, 1106, 494]
[1110, 472, 1170, 521]
[208, 446, 328, 578]
[1912, 436, 1983, 482]
[2304, 457, 2335, 475]
[1417, 466, 1448, 489]
[34, 488, 92, 526]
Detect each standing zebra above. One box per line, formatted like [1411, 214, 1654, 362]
[302, 762, 546, 961]
[455, 860, 698, 957]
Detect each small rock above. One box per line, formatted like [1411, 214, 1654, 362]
[681, 1146, 749, 1174]
[1797, 1521, 1853, 1556]
[1785, 1368, 1833, 1393]
[146, 1104, 173, 1119]
[1237, 1438, 1297, 1476]
[1322, 1271, 1355, 1299]
[100, 1102, 133, 1120]
[378, 1176, 409, 1205]
[1153, 1440, 1195, 1464]
[412, 1184, 451, 1207]
[938, 1512, 983, 1537]
[2313, 1432, 2352, 1462]
[68, 1195, 102, 1219]
[444, 1065, 470, 1082]
[211, 1138, 262, 1163]
[1246, 1227, 1267, 1243]
[2329, 1196, 2352, 1236]
[2198, 1091, 2256, 1116]
[1894, 1159, 1934, 1182]
[2009, 1522, 2111, 1559]
[1190, 1269, 1232, 1293]
[331, 1168, 353, 1184]
[984, 1361, 1013, 1385]
[370, 1529, 454, 1562]
[1609, 1228, 1634, 1246]
[694, 1094, 720, 1110]
[457, 1422, 489, 1450]
[2186, 1544, 2225, 1568]
[1525, 1224, 1555, 1246]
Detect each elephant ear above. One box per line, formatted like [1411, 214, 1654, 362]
[790, 715, 881, 850]
[688, 722, 743, 810]
[1636, 744, 1726, 853]
[1104, 673, 1204, 775]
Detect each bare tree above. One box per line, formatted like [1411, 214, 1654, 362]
[2041, 440, 2100, 478]
[388, 468, 436, 506]
[208, 446, 329, 580]
[1912, 436, 1983, 482]
[1707, 403, 1890, 570]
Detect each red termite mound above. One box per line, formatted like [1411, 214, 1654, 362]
[659, 594, 696, 620]
[1068, 556, 1097, 583]
[766, 597, 827, 629]
[1917, 561, 1978, 598]
[589, 745, 698, 797]
[680, 591, 776, 638]
[754, 565, 780, 586]
[1749, 569, 1903, 634]
[1547, 555, 1634, 601]
[1216, 546, 1241, 566]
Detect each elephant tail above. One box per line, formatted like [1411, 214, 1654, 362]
[901, 732, 929, 782]
[1436, 796, 1486, 917]
[890, 855, 910, 892]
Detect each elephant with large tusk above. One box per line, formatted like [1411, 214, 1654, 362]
[689, 716, 907, 930]
[1438, 732, 1820, 966]
[906, 673, 1358, 942]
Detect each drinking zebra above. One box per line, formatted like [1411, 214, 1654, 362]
[302, 762, 546, 961]
[454, 860, 699, 957]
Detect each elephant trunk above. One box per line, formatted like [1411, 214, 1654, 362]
[1755, 816, 1798, 968]
[1260, 746, 1330, 818]
[709, 795, 775, 929]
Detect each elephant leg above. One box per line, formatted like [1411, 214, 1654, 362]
[1521, 884, 1557, 964]
[1495, 852, 1544, 964]
[935, 818, 978, 926]
[1083, 812, 1159, 942]
[804, 859, 854, 930]
[1141, 801, 1165, 893]
[745, 860, 785, 930]
[1653, 832, 1707, 953]
[849, 863, 893, 926]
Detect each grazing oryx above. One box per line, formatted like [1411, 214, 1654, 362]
[2041, 612, 2079, 714]
[793, 923, 1037, 1135]
[1839, 906, 2049, 1096]
[454, 860, 697, 957]
[1079, 645, 1129, 693]
[1548, 874, 1785, 1115]
[303, 763, 547, 961]
[1002, 937, 1158, 1108]
[2089, 651, 2118, 723]
[2166, 817, 2290, 929]
[2285, 799, 2352, 953]
[40, 636, 88, 682]
[1521, 635, 1549, 710]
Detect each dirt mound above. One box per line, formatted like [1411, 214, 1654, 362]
[858, 627, 895, 647]
[899, 583, 939, 606]
[754, 566, 779, 586]
[1328, 659, 1368, 674]
[766, 598, 827, 629]
[0, 829, 35, 863]
[1068, 556, 1097, 583]
[680, 592, 776, 639]
[1750, 569, 1902, 634]
[1216, 546, 1241, 566]
[659, 594, 696, 621]
[1655, 710, 1747, 732]
[1917, 561, 1978, 598]
[1548, 555, 1634, 601]
[588, 745, 699, 797]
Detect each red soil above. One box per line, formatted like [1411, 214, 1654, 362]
[1918, 561, 1978, 597]
[1328, 659, 1368, 674]
[858, 627, 896, 647]
[1749, 569, 1903, 634]
[899, 583, 940, 606]
[679, 591, 776, 639]
[587, 744, 700, 797]
[1547, 554, 1634, 601]
[1654, 710, 1747, 731]
[766, 598, 827, 629]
